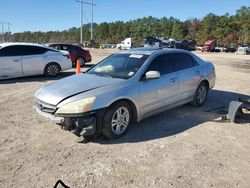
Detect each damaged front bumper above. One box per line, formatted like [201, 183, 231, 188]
[35, 107, 105, 137]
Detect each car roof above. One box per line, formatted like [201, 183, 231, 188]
[49, 43, 79, 47]
[0, 42, 48, 48]
[118, 47, 190, 55]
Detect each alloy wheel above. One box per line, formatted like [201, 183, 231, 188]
[47, 64, 60, 76]
[197, 85, 207, 104]
[111, 107, 130, 135]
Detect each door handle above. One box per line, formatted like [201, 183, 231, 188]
[13, 59, 20, 62]
[170, 78, 177, 83]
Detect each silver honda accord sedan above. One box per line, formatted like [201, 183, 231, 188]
[34, 48, 216, 139]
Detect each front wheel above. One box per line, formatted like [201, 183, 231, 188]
[190, 82, 208, 106]
[44, 63, 61, 77]
[102, 101, 132, 139]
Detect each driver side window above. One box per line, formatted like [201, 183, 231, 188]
[146, 54, 173, 76]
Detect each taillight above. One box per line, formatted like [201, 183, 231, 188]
[64, 54, 70, 59]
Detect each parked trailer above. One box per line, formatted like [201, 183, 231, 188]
[236, 46, 250, 55]
[116, 38, 132, 50]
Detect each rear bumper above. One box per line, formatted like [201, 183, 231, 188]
[35, 107, 105, 137]
[86, 57, 92, 62]
[84, 54, 92, 62]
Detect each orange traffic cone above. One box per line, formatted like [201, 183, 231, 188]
[76, 59, 81, 74]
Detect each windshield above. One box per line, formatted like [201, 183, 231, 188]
[87, 53, 149, 79]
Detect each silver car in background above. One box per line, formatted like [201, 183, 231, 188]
[35, 48, 216, 139]
[0, 43, 72, 80]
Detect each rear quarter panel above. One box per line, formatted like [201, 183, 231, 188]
[202, 62, 216, 89]
[45, 51, 72, 71]
[191, 53, 216, 89]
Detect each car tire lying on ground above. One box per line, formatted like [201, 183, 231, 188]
[44, 62, 61, 77]
[190, 82, 208, 106]
[102, 101, 132, 139]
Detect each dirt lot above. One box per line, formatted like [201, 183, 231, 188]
[0, 49, 250, 188]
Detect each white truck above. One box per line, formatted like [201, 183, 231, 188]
[116, 37, 132, 50]
[236, 45, 250, 55]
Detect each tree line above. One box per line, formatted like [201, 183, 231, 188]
[6, 6, 250, 46]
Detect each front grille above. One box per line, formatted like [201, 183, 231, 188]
[35, 99, 57, 114]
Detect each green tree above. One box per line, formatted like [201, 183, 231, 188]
[171, 21, 185, 40]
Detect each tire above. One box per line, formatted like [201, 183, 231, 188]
[44, 63, 61, 77]
[76, 57, 85, 66]
[190, 82, 208, 106]
[102, 101, 132, 139]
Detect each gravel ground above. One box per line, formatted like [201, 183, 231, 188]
[0, 49, 250, 188]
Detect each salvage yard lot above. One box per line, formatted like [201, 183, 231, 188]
[0, 49, 250, 188]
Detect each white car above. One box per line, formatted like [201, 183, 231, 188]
[0, 43, 72, 80]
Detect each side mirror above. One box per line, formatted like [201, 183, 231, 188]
[144, 71, 160, 80]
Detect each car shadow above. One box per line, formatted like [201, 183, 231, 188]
[0, 71, 76, 84]
[94, 89, 249, 144]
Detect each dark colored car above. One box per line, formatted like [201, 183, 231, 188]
[175, 40, 196, 51]
[49, 44, 92, 66]
[225, 46, 237, 53]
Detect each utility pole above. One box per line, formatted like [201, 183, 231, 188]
[75, 0, 96, 43]
[1, 22, 11, 42]
[80, 0, 83, 44]
[90, 0, 96, 40]
[1, 22, 4, 42]
[76, 0, 83, 45]
[7, 22, 11, 42]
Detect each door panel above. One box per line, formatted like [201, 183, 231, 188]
[139, 53, 179, 118]
[140, 72, 178, 117]
[0, 56, 22, 78]
[169, 52, 201, 101]
[177, 67, 201, 100]
[21, 55, 45, 75]
[20, 45, 48, 75]
[0, 45, 23, 78]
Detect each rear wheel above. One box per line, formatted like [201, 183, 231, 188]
[44, 63, 61, 77]
[102, 101, 132, 139]
[191, 82, 208, 106]
[76, 57, 85, 66]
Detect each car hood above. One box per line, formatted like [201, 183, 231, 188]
[35, 73, 122, 105]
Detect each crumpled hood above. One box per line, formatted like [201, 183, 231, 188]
[35, 73, 121, 105]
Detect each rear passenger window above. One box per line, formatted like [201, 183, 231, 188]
[62, 45, 71, 51]
[20, 46, 48, 56]
[51, 45, 61, 50]
[70, 45, 78, 51]
[170, 53, 197, 71]
[0, 46, 21, 57]
[146, 54, 173, 76]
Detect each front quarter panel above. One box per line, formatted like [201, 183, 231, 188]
[56, 81, 140, 119]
